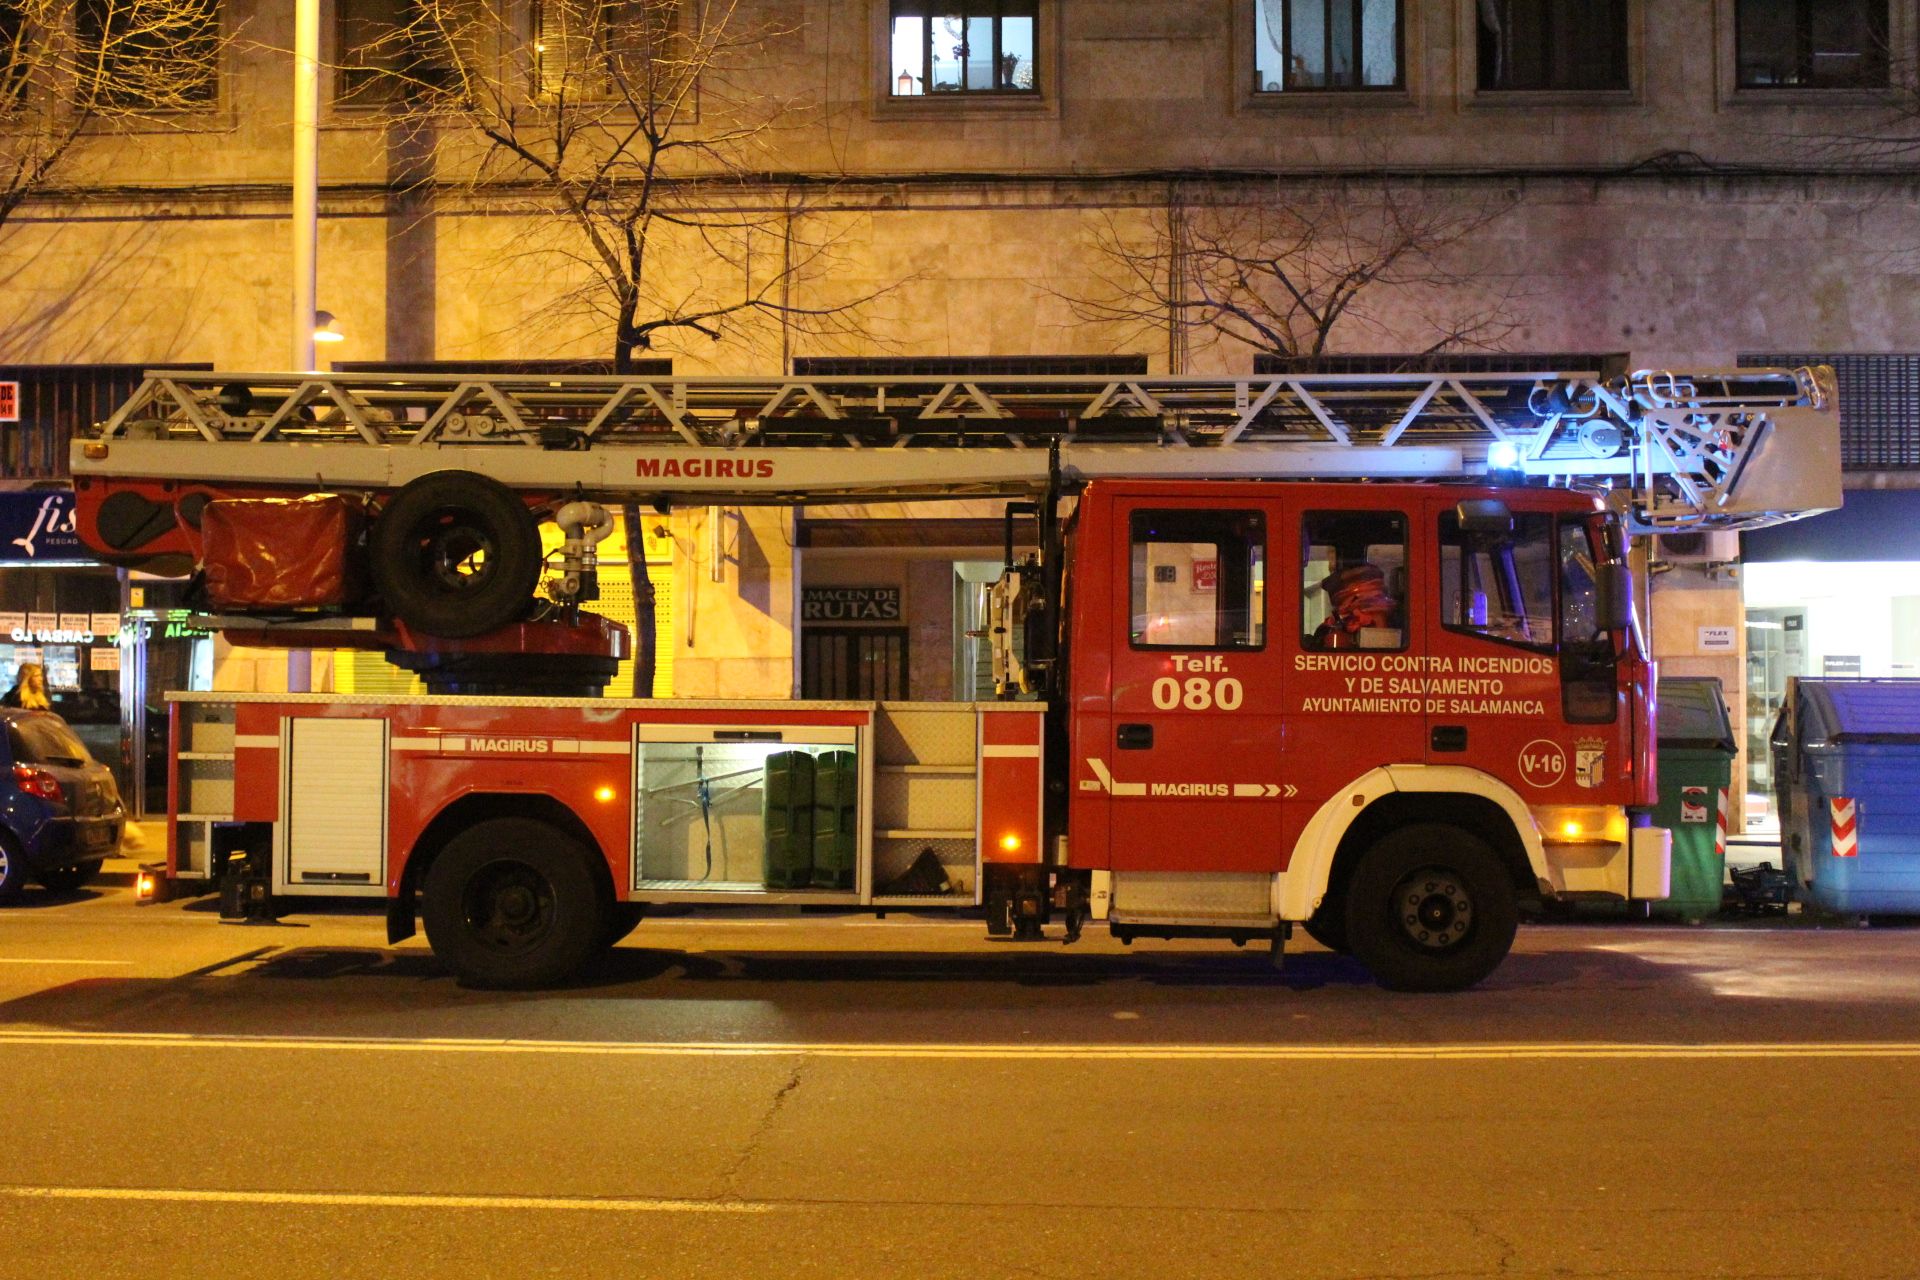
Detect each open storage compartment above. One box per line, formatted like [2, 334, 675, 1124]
[632, 721, 869, 903]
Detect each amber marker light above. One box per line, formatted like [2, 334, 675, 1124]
[999, 834, 1021, 853]
[136, 872, 156, 902]
[595, 785, 617, 803]
[82, 441, 109, 459]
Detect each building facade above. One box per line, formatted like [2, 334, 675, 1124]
[3, 0, 1918, 823]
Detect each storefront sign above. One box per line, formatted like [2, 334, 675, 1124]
[1191, 559, 1218, 592]
[1824, 654, 1863, 676]
[0, 491, 85, 562]
[802, 586, 902, 622]
[1698, 626, 1736, 653]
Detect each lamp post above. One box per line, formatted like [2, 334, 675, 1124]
[292, 0, 319, 372]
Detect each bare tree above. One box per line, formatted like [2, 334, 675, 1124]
[350, 0, 895, 372]
[1064, 178, 1525, 367]
[0, 0, 226, 230]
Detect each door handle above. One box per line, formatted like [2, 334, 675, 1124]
[1117, 723, 1154, 750]
[1431, 725, 1468, 752]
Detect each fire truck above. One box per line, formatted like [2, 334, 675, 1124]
[70, 366, 1838, 990]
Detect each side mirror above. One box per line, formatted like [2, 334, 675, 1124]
[1454, 499, 1513, 536]
[1595, 559, 1632, 633]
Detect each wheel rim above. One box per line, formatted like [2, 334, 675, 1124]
[461, 859, 557, 954]
[1392, 867, 1474, 951]
[414, 508, 498, 596]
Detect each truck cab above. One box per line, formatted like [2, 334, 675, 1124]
[1063, 479, 1666, 989]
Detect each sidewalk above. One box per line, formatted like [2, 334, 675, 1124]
[96, 817, 159, 886]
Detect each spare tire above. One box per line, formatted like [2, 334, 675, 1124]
[369, 471, 541, 638]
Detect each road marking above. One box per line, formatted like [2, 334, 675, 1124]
[0, 1185, 769, 1215]
[1, 1029, 1919, 1062]
[0, 958, 132, 966]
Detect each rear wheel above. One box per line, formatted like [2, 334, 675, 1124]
[1343, 823, 1518, 993]
[369, 471, 542, 638]
[0, 837, 26, 901]
[36, 863, 99, 894]
[421, 818, 607, 989]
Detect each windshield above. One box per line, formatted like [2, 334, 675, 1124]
[8, 716, 92, 768]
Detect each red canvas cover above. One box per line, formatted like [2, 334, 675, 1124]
[200, 495, 361, 609]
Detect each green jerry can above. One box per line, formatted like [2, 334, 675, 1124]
[811, 750, 859, 890]
[762, 750, 815, 889]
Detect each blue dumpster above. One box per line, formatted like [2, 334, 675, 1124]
[1771, 678, 1920, 915]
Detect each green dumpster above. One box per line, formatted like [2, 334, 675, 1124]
[1652, 676, 1737, 919]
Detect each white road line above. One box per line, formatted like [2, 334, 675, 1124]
[0, 958, 133, 966]
[0, 1185, 769, 1215]
[0, 1029, 1917, 1062]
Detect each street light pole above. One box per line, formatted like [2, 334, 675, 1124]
[292, 0, 319, 372]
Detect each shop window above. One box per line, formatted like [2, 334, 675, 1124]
[1129, 510, 1266, 651]
[889, 1, 1037, 96]
[77, 0, 221, 108]
[1440, 508, 1556, 650]
[1736, 0, 1889, 89]
[1476, 0, 1628, 92]
[1301, 510, 1407, 651]
[1254, 0, 1401, 93]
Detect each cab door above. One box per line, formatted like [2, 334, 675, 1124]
[1426, 497, 1626, 807]
[1281, 498, 1428, 844]
[1100, 495, 1288, 873]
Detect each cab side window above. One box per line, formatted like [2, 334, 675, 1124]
[1128, 509, 1266, 650]
[1440, 509, 1555, 650]
[1300, 510, 1408, 651]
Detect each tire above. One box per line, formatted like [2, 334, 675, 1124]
[1301, 905, 1348, 954]
[599, 902, 646, 951]
[0, 837, 26, 902]
[37, 862, 99, 894]
[1343, 823, 1519, 993]
[421, 818, 608, 989]
[369, 471, 542, 638]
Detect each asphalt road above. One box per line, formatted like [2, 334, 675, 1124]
[1, 885, 1916, 1279]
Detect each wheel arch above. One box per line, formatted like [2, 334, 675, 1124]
[1279, 765, 1547, 922]
[389, 791, 613, 944]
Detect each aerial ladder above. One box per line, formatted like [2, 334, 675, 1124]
[70, 364, 1840, 692]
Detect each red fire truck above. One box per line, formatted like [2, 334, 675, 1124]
[71, 367, 1838, 990]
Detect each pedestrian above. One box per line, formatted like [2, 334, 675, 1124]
[2, 661, 50, 710]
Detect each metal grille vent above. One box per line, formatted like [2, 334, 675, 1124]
[792, 355, 1148, 376]
[1741, 353, 1920, 470]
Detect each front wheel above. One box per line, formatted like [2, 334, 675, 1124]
[421, 818, 607, 989]
[1343, 824, 1518, 993]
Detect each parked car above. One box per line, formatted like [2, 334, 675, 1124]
[0, 708, 125, 897]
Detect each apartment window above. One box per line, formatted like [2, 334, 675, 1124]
[0, 3, 24, 101]
[1254, 0, 1401, 92]
[1737, 0, 1888, 89]
[1477, 0, 1628, 92]
[889, 2, 1037, 96]
[533, 0, 679, 99]
[337, 0, 460, 103]
[77, 0, 220, 108]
